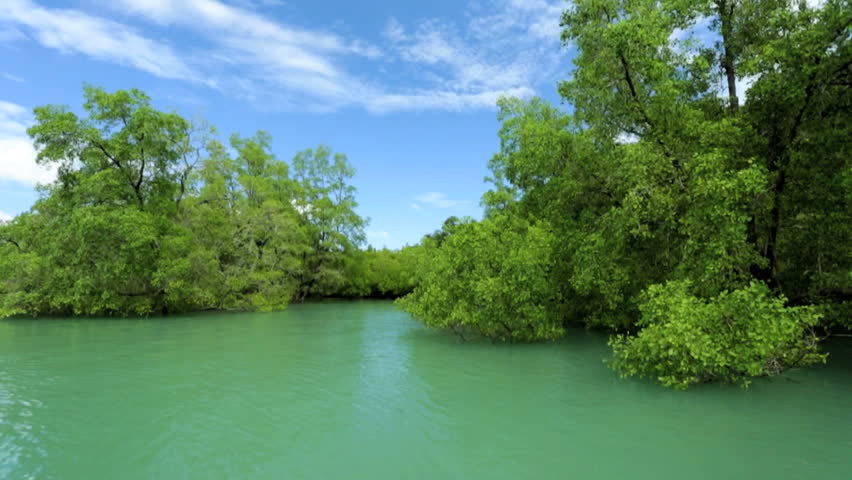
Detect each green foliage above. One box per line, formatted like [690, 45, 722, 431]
[341, 245, 429, 299]
[0, 86, 374, 317]
[1, 206, 163, 316]
[609, 282, 825, 389]
[400, 214, 563, 342]
[401, 0, 849, 387]
[291, 146, 366, 299]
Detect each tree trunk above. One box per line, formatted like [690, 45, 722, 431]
[766, 169, 786, 283]
[717, 0, 739, 113]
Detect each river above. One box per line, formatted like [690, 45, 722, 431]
[1, 301, 849, 479]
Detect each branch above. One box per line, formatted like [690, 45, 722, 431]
[788, 56, 822, 148]
[1, 238, 22, 251]
[616, 52, 679, 166]
[91, 139, 121, 169]
[134, 132, 146, 208]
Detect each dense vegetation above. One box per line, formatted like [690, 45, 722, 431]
[1, 0, 848, 389]
[400, 0, 851, 387]
[0, 87, 425, 316]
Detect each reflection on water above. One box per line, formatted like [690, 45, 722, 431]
[0, 301, 850, 479]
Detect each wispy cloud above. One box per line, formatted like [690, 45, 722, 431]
[385, 18, 529, 92]
[0, 72, 24, 82]
[1, 0, 570, 113]
[364, 87, 534, 114]
[475, 0, 567, 43]
[410, 203, 422, 211]
[228, 0, 286, 10]
[378, 0, 568, 111]
[0, 0, 199, 83]
[0, 210, 13, 222]
[112, 0, 378, 57]
[0, 24, 26, 43]
[415, 192, 468, 209]
[106, 0, 381, 110]
[0, 100, 57, 185]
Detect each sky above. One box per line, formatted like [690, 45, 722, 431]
[0, 0, 575, 248]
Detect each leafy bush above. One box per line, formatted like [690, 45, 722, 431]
[609, 281, 826, 389]
[399, 215, 562, 341]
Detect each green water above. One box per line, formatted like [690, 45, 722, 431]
[1, 301, 849, 479]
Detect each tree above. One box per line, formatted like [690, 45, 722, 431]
[400, 214, 562, 342]
[609, 281, 825, 389]
[291, 145, 367, 299]
[0, 86, 375, 316]
[0, 87, 197, 315]
[401, 0, 849, 386]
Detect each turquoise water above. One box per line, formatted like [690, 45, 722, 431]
[1, 301, 850, 479]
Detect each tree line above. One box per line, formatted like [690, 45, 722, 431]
[0, 86, 427, 316]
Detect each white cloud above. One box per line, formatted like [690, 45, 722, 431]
[113, 0, 379, 57]
[0, 0, 198, 82]
[385, 19, 529, 92]
[109, 0, 562, 112]
[3, 0, 571, 113]
[365, 87, 534, 114]
[501, 0, 566, 40]
[0, 24, 26, 43]
[0, 210, 12, 222]
[107, 0, 379, 107]
[415, 192, 468, 209]
[616, 132, 639, 144]
[0, 72, 24, 83]
[384, 0, 567, 97]
[228, 0, 286, 10]
[410, 203, 422, 211]
[0, 100, 57, 186]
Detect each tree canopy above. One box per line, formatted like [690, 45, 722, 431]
[0, 86, 423, 316]
[400, 0, 850, 388]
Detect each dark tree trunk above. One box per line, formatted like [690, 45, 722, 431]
[717, 0, 739, 113]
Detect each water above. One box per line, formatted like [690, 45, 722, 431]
[0, 301, 849, 479]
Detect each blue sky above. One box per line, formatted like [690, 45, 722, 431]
[0, 0, 574, 249]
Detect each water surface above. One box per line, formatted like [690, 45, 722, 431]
[1, 301, 850, 479]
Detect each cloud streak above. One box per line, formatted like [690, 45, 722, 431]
[0, 100, 57, 186]
[414, 192, 468, 209]
[0, 0, 199, 83]
[1, 72, 24, 82]
[1, 0, 570, 113]
[378, 0, 568, 111]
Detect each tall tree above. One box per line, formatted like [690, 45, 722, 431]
[291, 146, 367, 298]
[0, 87, 198, 315]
